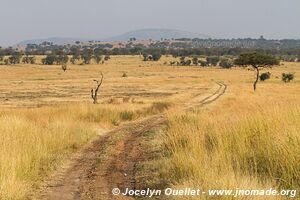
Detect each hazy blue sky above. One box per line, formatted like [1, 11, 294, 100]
[0, 0, 300, 46]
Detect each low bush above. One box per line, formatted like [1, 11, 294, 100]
[260, 72, 271, 81]
[282, 73, 294, 82]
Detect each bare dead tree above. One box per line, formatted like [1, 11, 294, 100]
[91, 72, 104, 104]
[62, 64, 67, 72]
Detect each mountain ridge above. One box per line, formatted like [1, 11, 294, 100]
[16, 29, 212, 46]
[102, 28, 211, 41]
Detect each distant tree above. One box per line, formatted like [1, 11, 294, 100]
[185, 59, 192, 66]
[81, 49, 93, 64]
[219, 58, 233, 69]
[94, 48, 104, 64]
[56, 54, 69, 65]
[4, 59, 10, 65]
[8, 52, 22, 64]
[169, 61, 177, 66]
[259, 72, 271, 81]
[22, 55, 36, 64]
[234, 52, 279, 91]
[152, 52, 162, 61]
[70, 54, 80, 64]
[104, 55, 111, 61]
[179, 56, 186, 65]
[42, 55, 56, 65]
[22, 56, 29, 64]
[70, 46, 81, 64]
[94, 53, 103, 64]
[143, 53, 149, 61]
[177, 56, 193, 66]
[206, 56, 220, 66]
[28, 56, 36, 64]
[192, 57, 199, 65]
[198, 60, 207, 67]
[282, 73, 294, 82]
[177, 56, 192, 66]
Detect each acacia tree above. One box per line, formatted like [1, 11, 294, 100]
[219, 58, 233, 69]
[152, 52, 162, 61]
[8, 52, 22, 64]
[56, 54, 69, 65]
[94, 53, 103, 64]
[234, 52, 279, 91]
[206, 56, 220, 66]
[28, 56, 36, 64]
[0, 48, 3, 62]
[81, 49, 93, 64]
[42, 55, 56, 65]
[104, 55, 110, 61]
[94, 48, 104, 64]
[70, 47, 81, 64]
[70, 54, 80, 64]
[192, 57, 199, 65]
[22, 55, 36, 64]
[142, 53, 151, 61]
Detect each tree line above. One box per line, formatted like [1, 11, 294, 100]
[2, 43, 300, 58]
[0, 50, 111, 65]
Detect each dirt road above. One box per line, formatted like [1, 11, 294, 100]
[34, 82, 227, 200]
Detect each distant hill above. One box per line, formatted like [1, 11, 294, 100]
[102, 29, 211, 41]
[16, 37, 90, 46]
[16, 29, 211, 46]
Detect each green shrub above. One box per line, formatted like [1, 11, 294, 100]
[206, 56, 220, 66]
[152, 52, 162, 61]
[260, 72, 271, 81]
[198, 60, 208, 67]
[219, 58, 233, 69]
[282, 73, 294, 82]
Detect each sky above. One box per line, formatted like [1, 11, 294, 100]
[0, 0, 300, 46]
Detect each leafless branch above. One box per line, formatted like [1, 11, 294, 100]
[91, 72, 104, 104]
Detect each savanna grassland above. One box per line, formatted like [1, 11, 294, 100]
[0, 56, 299, 200]
[157, 62, 300, 199]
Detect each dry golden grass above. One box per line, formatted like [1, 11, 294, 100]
[0, 56, 299, 199]
[0, 55, 213, 108]
[163, 105, 299, 199]
[159, 62, 300, 200]
[0, 103, 156, 199]
[0, 101, 178, 199]
[0, 56, 212, 199]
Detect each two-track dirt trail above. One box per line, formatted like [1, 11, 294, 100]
[34, 82, 227, 200]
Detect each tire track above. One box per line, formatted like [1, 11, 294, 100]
[34, 82, 227, 200]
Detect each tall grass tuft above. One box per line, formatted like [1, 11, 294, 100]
[161, 103, 300, 199]
[0, 112, 96, 199]
[0, 103, 157, 200]
[144, 102, 173, 115]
